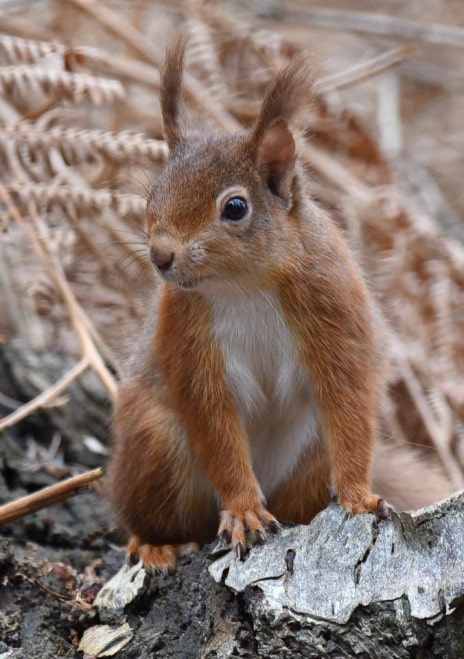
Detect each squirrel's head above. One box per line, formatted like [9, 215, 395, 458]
[146, 35, 314, 292]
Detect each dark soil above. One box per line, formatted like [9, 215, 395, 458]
[0, 424, 248, 659]
[0, 439, 115, 659]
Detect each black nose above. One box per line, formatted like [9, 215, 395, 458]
[150, 247, 174, 273]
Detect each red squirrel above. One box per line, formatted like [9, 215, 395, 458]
[108, 38, 450, 571]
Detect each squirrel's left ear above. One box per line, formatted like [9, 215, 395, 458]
[253, 120, 296, 201]
[248, 53, 314, 202]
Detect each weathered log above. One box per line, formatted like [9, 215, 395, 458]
[81, 491, 464, 658]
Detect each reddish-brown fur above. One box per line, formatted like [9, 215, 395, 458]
[108, 41, 451, 569]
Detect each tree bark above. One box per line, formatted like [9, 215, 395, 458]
[81, 491, 464, 658]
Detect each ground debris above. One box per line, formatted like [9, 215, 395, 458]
[78, 622, 133, 658]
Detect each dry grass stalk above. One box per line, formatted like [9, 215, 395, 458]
[0, 356, 89, 432]
[65, 46, 160, 88]
[0, 183, 118, 403]
[0, 467, 104, 524]
[0, 11, 52, 41]
[315, 45, 416, 94]
[281, 6, 464, 49]
[64, 0, 240, 132]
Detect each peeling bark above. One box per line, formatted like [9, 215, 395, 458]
[210, 493, 464, 624]
[1, 491, 463, 657]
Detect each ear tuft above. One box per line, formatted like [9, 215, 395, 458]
[256, 120, 296, 200]
[160, 33, 187, 150]
[248, 53, 314, 199]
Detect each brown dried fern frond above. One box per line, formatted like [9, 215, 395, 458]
[1, 123, 168, 165]
[6, 182, 145, 221]
[199, 6, 294, 64]
[0, 66, 125, 104]
[0, 35, 65, 64]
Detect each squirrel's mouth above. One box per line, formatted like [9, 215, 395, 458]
[175, 276, 211, 290]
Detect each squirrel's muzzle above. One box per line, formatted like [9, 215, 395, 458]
[150, 246, 175, 274]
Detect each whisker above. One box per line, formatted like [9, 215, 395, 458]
[112, 227, 149, 238]
[95, 241, 147, 248]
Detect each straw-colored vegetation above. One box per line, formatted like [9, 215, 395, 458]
[1, 0, 464, 492]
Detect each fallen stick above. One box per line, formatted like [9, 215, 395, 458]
[0, 467, 104, 525]
[0, 356, 89, 432]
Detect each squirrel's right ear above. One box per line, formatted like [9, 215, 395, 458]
[249, 54, 314, 202]
[160, 34, 187, 150]
[251, 120, 296, 202]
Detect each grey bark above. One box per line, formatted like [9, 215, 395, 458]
[80, 493, 464, 659]
[210, 495, 464, 623]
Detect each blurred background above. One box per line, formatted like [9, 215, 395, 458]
[1, 1, 464, 536]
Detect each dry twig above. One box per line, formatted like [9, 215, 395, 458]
[0, 467, 104, 525]
[0, 182, 118, 402]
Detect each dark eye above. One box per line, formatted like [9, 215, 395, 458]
[222, 196, 248, 221]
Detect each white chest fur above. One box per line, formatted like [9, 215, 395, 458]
[209, 290, 319, 498]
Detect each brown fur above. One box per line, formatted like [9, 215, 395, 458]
[108, 42, 451, 569]
[159, 34, 187, 150]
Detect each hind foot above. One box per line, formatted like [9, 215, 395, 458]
[127, 535, 199, 573]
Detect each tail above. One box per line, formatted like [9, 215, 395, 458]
[372, 440, 453, 511]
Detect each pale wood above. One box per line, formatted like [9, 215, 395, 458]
[0, 467, 104, 525]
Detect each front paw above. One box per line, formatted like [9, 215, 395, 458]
[339, 493, 392, 521]
[218, 503, 280, 558]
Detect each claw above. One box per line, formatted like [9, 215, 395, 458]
[235, 541, 246, 560]
[267, 519, 280, 533]
[255, 529, 266, 545]
[219, 528, 232, 545]
[375, 498, 392, 521]
[127, 552, 139, 566]
[218, 504, 281, 558]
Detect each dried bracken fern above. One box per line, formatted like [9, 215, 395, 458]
[1, 123, 168, 165]
[0, 0, 464, 492]
[0, 66, 125, 104]
[6, 182, 146, 221]
[0, 34, 65, 64]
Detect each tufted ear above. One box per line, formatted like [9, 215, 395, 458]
[160, 34, 187, 150]
[254, 119, 296, 201]
[248, 53, 314, 201]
